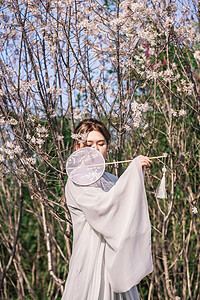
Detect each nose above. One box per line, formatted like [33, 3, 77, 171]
[92, 144, 98, 151]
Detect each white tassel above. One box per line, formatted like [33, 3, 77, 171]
[156, 166, 167, 199]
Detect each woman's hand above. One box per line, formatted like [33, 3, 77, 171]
[138, 155, 151, 167]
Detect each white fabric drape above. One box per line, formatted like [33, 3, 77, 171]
[62, 157, 153, 300]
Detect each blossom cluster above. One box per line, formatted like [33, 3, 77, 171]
[73, 108, 88, 121]
[130, 101, 149, 128]
[171, 109, 187, 117]
[192, 206, 198, 214]
[26, 125, 49, 149]
[0, 116, 18, 126]
[20, 157, 36, 166]
[0, 141, 23, 161]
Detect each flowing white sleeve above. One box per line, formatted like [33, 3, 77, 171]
[66, 157, 153, 293]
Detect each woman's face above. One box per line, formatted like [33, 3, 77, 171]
[76, 130, 108, 159]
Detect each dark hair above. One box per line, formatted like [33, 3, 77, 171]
[73, 118, 111, 150]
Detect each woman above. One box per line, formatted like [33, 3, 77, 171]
[62, 119, 153, 300]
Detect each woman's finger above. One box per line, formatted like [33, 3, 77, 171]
[138, 155, 152, 167]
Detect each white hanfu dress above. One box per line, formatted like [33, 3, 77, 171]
[62, 157, 153, 300]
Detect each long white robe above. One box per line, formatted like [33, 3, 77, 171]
[62, 157, 153, 300]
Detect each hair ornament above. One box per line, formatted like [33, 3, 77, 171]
[71, 133, 88, 144]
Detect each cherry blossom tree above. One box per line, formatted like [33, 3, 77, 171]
[0, 0, 199, 298]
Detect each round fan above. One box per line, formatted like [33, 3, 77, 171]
[66, 147, 105, 185]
